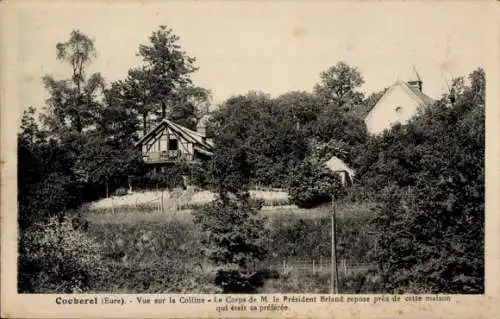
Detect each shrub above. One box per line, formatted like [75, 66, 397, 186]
[18, 216, 104, 293]
[288, 160, 344, 208]
[372, 183, 484, 293]
[193, 194, 269, 292]
[185, 161, 212, 190]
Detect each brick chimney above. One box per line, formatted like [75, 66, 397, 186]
[197, 115, 209, 137]
[407, 66, 423, 91]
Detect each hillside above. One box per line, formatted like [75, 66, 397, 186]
[80, 193, 378, 293]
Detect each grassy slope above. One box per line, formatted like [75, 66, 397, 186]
[81, 198, 379, 293]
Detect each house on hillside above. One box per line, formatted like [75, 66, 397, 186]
[324, 156, 355, 186]
[364, 69, 435, 135]
[135, 118, 214, 173]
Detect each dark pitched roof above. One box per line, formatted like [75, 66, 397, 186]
[135, 118, 214, 154]
[352, 104, 371, 119]
[361, 101, 381, 120]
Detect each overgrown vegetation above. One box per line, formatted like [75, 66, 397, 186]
[65, 203, 378, 293]
[18, 26, 484, 294]
[362, 70, 485, 293]
[18, 216, 103, 293]
[288, 160, 344, 208]
[193, 196, 270, 293]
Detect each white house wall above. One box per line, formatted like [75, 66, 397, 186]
[364, 85, 422, 135]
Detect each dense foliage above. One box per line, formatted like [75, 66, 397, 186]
[193, 196, 269, 292]
[314, 61, 365, 112]
[18, 107, 82, 230]
[288, 160, 343, 208]
[110, 25, 208, 133]
[18, 216, 103, 293]
[205, 91, 367, 190]
[207, 92, 309, 190]
[365, 69, 485, 293]
[194, 86, 367, 290]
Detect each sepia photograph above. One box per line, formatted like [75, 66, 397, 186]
[1, 1, 497, 318]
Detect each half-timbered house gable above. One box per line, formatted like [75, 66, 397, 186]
[135, 119, 214, 165]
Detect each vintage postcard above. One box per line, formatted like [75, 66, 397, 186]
[1, 1, 499, 318]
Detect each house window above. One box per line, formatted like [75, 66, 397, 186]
[395, 106, 403, 114]
[169, 139, 178, 150]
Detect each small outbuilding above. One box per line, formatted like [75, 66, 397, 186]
[324, 156, 355, 186]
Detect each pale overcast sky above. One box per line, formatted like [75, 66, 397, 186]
[11, 1, 494, 112]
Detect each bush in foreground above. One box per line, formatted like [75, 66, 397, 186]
[18, 216, 103, 293]
[193, 194, 269, 292]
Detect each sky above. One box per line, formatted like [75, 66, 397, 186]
[11, 1, 494, 112]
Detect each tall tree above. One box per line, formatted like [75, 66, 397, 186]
[38, 30, 143, 198]
[169, 86, 211, 130]
[74, 82, 143, 190]
[118, 67, 157, 135]
[193, 195, 269, 292]
[193, 92, 275, 292]
[314, 61, 365, 111]
[313, 106, 368, 147]
[116, 25, 200, 134]
[42, 30, 104, 136]
[19, 30, 106, 229]
[209, 92, 310, 189]
[34, 29, 109, 207]
[275, 91, 322, 135]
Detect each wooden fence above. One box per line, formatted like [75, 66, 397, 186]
[272, 259, 371, 277]
[194, 259, 372, 278]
